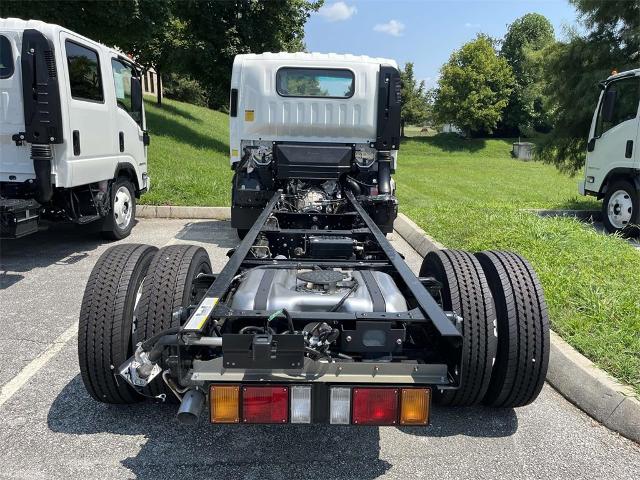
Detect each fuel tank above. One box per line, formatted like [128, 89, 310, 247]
[230, 268, 408, 313]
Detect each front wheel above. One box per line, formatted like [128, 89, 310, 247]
[602, 180, 639, 236]
[102, 177, 136, 240]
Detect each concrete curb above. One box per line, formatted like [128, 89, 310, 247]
[138, 205, 230, 219]
[394, 212, 639, 443]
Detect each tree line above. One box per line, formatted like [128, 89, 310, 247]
[401, 1, 638, 172]
[1, 0, 637, 172]
[0, 0, 323, 108]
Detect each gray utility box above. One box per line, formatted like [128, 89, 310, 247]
[512, 142, 535, 161]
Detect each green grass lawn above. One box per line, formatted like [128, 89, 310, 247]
[141, 97, 232, 206]
[142, 98, 640, 395]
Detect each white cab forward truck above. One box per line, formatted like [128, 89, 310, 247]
[580, 68, 640, 235]
[0, 18, 150, 239]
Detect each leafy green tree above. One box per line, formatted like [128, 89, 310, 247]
[0, 0, 175, 104]
[399, 62, 429, 137]
[499, 13, 555, 136]
[0, 0, 323, 108]
[433, 35, 514, 136]
[176, 0, 323, 108]
[537, 0, 639, 172]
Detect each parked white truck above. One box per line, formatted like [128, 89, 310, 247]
[0, 18, 150, 239]
[580, 68, 640, 235]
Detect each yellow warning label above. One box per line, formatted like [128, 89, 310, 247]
[231, 149, 239, 157]
[244, 110, 255, 122]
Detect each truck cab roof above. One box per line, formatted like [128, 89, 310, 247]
[604, 68, 640, 83]
[235, 51, 398, 69]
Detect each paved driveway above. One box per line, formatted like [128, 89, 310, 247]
[1, 219, 638, 479]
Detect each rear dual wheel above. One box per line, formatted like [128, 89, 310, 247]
[420, 249, 549, 407]
[476, 251, 549, 407]
[78, 243, 211, 404]
[420, 250, 497, 406]
[135, 244, 212, 401]
[78, 244, 157, 403]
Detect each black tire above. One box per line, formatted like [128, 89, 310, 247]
[78, 243, 158, 403]
[602, 180, 639, 236]
[420, 249, 497, 406]
[102, 177, 136, 240]
[135, 244, 212, 400]
[476, 251, 550, 407]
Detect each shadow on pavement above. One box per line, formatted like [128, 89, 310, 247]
[0, 221, 118, 289]
[48, 376, 518, 479]
[175, 220, 239, 249]
[399, 404, 518, 438]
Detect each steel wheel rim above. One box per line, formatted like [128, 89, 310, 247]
[114, 186, 133, 229]
[607, 190, 633, 229]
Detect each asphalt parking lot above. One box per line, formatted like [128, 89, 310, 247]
[1, 218, 638, 480]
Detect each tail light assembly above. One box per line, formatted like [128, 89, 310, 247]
[209, 385, 430, 425]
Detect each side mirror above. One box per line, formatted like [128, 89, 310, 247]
[143, 131, 150, 146]
[601, 88, 617, 123]
[587, 138, 596, 152]
[131, 77, 143, 113]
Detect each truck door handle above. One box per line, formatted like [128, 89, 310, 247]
[587, 138, 596, 152]
[625, 140, 633, 158]
[119, 132, 125, 152]
[72, 130, 80, 156]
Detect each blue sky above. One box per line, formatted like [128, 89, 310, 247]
[305, 0, 581, 88]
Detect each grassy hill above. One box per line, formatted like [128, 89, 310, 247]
[142, 98, 232, 206]
[142, 97, 639, 394]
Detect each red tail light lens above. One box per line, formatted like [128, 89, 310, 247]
[242, 386, 289, 423]
[352, 388, 399, 425]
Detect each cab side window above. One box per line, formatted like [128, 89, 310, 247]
[65, 40, 103, 102]
[596, 76, 640, 137]
[111, 59, 141, 125]
[0, 35, 15, 79]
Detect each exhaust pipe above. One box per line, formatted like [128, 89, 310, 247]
[177, 389, 205, 425]
[377, 151, 392, 195]
[32, 144, 53, 204]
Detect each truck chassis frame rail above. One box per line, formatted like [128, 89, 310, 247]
[79, 189, 549, 426]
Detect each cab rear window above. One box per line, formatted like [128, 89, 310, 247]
[0, 35, 15, 79]
[276, 68, 354, 98]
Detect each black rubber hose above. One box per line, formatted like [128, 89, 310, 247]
[146, 334, 180, 363]
[141, 326, 181, 352]
[329, 280, 359, 312]
[346, 177, 361, 196]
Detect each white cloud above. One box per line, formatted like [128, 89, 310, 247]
[373, 19, 405, 37]
[317, 2, 357, 22]
[464, 22, 481, 28]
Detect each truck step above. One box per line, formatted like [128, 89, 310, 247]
[0, 198, 41, 238]
[76, 214, 102, 225]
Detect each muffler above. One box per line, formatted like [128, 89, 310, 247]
[176, 389, 205, 425]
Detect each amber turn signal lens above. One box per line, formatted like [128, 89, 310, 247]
[210, 385, 240, 423]
[400, 388, 430, 425]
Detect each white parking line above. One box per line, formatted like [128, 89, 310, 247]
[0, 321, 78, 408]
